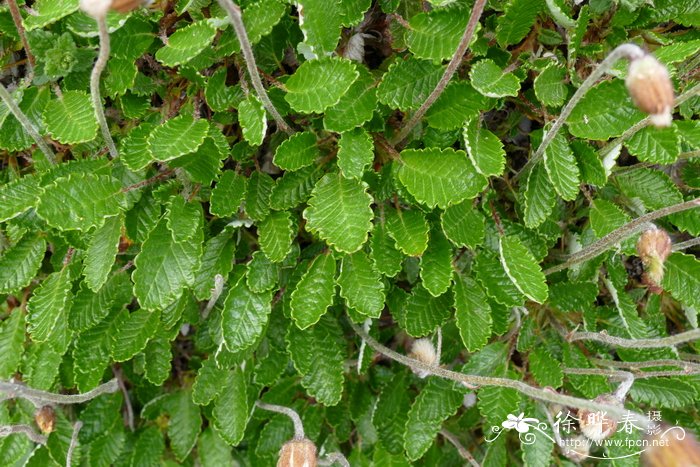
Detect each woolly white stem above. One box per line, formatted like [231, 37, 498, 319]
[91, 16, 119, 159]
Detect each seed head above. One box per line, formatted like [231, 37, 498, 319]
[636, 228, 672, 292]
[34, 406, 56, 434]
[577, 394, 622, 442]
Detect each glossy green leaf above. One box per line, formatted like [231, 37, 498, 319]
[27, 268, 73, 343]
[155, 20, 217, 67]
[470, 59, 521, 98]
[221, 279, 272, 352]
[454, 274, 492, 352]
[147, 114, 209, 162]
[258, 210, 294, 263]
[290, 253, 336, 329]
[238, 95, 267, 146]
[463, 117, 505, 177]
[43, 91, 97, 144]
[499, 236, 548, 304]
[337, 127, 374, 180]
[285, 57, 359, 113]
[377, 57, 443, 111]
[337, 251, 385, 318]
[0, 235, 46, 294]
[273, 131, 319, 171]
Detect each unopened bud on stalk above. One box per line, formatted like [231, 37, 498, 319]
[34, 406, 56, 434]
[625, 54, 675, 128]
[577, 394, 622, 442]
[642, 424, 700, 466]
[111, 0, 144, 13]
[636, 228, 672, 293]
[79, 0, 113, 18]
[408, 338, 437, 378]
[277, 438, 317, 467]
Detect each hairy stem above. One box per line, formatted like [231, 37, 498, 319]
[439, 429, 480, 467]
[113, 366, 134, 431]
[91, 17, 119, 159]
[568, 328, 700, 349]
[216, 0, 292, 134]
[0, 83, 55, 164]
[0, 424, 47, 445]
[389, 0, 487, 146]
[544, 197, 700, 275]
[673, 236, 700, 252]
[517, 44, 645, 178]
[0, 379, 118, 406]
[321, 452, 351, 467]
[590, 357, 700, 371]
[255, 401, 305, 439]
[349, 321, 650, 428]
[7, 0, 35, 81]
[66, 421, 83, 467]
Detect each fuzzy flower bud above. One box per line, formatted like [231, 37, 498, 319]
[408, 338, 437, 378]
[277, 438, 317, 467]
[111, 0, 149, 13]
[636, 228, 672, 292]
[625, 54, 675, 128]
[79, 0, 113, 19]
[563, 435, 591, 463]
[642, 424, 700, 466]
[577, 394, 622, 442]
[34, 406, 56, 434]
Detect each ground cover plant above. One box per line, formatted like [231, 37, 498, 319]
[0, 0, 699, 465]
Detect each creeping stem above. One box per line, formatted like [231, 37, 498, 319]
[91, 16, 119, 159]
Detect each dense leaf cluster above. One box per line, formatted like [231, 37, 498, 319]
[0, 0, 699, 465]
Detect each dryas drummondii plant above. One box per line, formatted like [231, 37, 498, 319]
[0, 0, 699, 465]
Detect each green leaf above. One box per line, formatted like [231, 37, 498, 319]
[373, 372, 411, 454]
[398, 148, 486, 209]
[0, 311, 25, 379]
[399, 284, 452, 337]
[73, 315, 115, 391]
[258, 210, 294, 263]
[212, 368, 249, 445]
[166, 196, 201, 242]
[337, 251, 385, 318]
[616, 168, 682, 211]
[192, 358, 227, 406]
[198, 428, 233, 467]
[662, 252, 700, 310]
[425, 81, 488, 131]
[572, 141, 607, 187]
[499, 236, 548, 304]
[130, 426, 165, 467]
[406, 8, 468, 61]
[590, 199, 628, 238]
[469, 59, 521, 98]
[543, 131, 580, 201]
[286, 315, 345, 406]
[454, 274, 492, 352]
[474, 251, 524, 306]
[377, 57, 443, 111]
[83, 215, 122, 292]
[534, 64, 567, 107]
[295, 0, 344, 57]
[120, 123, 155, 171]
[27, 268, 73, 343]
[240, 0, 287, 44]
[155, 20, 217, 67]
[273, 131, 319, 171]
[270, 165, 323, 210]
[246, 250, 278, 293]
[530, 347, 563, 388]
[193, 229, 235, 300]
[0, 235, 46, 294]
[497, 0, 544, 46]
[147, 114, 209, 162]
[404, 378, 464, 461]
[42, 91, 97, 144]
[285, 57, 359, 113]
[338, 128, 374, 180]
[386, 207, 429, 257]
[370, 218, 404, 277]
[104, 58, 137, 97]
[0, 86, 49, 152]
[478, 385, 522, 428]
[290, 253, 336, 329]
[221, 279, 272, 352]
[144, 334, 172, 385]
[238, 95, 267, 146]
[36, 174, 126, 232]
[303, 173, 373, 254]
[440, 200, 485, 248]
[523, 162, 556, 228]
[210, 170, 247, 217]
[420, 229, 453, 297]
[245, 171, 274, 222]
[324, 67, 378, 133]
[111, 17, 155, 60]
[625, 126, 679, 164]
[23, 0, 78, 31]
[166, 391, 201, 461]
[629, 378, 697, 408]
[132, 218, 201, 310]
[463, 118, 506, 177]
[566, 80, 645, 140]
[110, 308, 161, 364]
[0, 174, 41, 222]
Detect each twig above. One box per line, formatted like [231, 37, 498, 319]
[435, 327, 442, 366]
[216, 0, 292, 134]
[439, 429, 480, 467]
[7, 0, 35, 80]
[202, 274, 225, 319]
[321, 452, 351, 467]
[255, 401, 305, 439]
[357, 318, 371, 374]
[113, 367, 134, 431]
[673, 237, 700, 251]
[0, 424, 47, 445]
[517, 44, 645, 178]
[590, 357, 700, 371]
[0, 379, 119, 407]
[90, 16, 119, 159]
[121, 169, 175, 192]
[568, 328, 700, 348]
[544, 197, 700, 275]
[0, 83, 55, 164]
[66, 421, 83, 467]
[349, 320, 650, 428]
[389, 0, 487, 146]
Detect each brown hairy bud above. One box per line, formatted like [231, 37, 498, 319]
[625, 54, 675, 128]
[34, 406, 56, 434]
[577, 394, 622, 442]
[111, 0, 145, 13]
[408, 338, 437, 378]
[277, 438, 317, 467]
[636, 228, 672, 292]
[642, 424, 700, 466]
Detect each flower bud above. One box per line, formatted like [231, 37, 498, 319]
[277, 438, 317, 467]
[408, 338, 437, 378]
[79, 0, 113, 19]
[563, 435, 591, 463]
[111, 0, 145, 13]
[636, 228, 672, 292]
[577, 394, 622, 442]
[625, 54, 675, 128]
[34, 406, 56, 434]
[642, 424, 700, 466]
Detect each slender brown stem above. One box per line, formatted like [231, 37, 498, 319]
[0, 424, 47, 445]
[121, 169, 175, 192]
[6, 0, 35, 80]
[673, 237, 700, 251]
[0, 379, 119, 406]
[544, 197, 700, 275]
[113, 366, 134, 431]
[440, 429, 480, 467]
[0, 83, 55, 164]
[568, 328, 700, 348]
[216, 0, 292, 134]
[255, 401, 305, 439]
[389, 0, 487, 147]
[91, 17, 119, 159]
